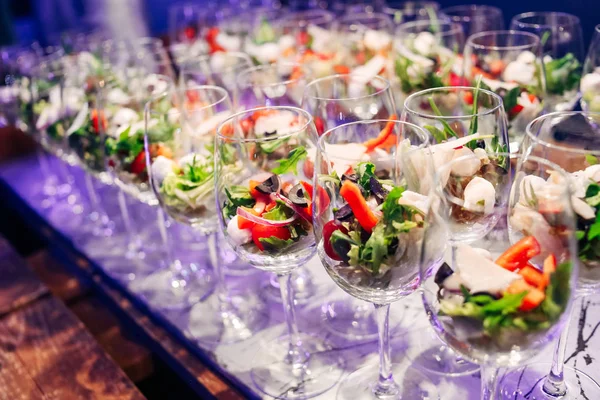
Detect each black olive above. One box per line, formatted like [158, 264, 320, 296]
[341, 173, 359, 183]
[369, 176, 388, 204]
[288, 183, 308, 208]
[471, 291, 500, 300]
[264, 130, 277, 137]
[375, 169, 390, 180]
[256, 174, 281, 195]
[331, 233, 351, 262]
[475, 139, 486, 149]
[334, 204, 353, 221]
[434, 262, 454, 286]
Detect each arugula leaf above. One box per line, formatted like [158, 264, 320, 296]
[395, 57, 414, 94]
[382, 187, 406, 221]
[391, 220, 418, 232]
[356, 162, 376, 192]
[490, 135, 508, 169]
[362, 223, 388, 274]
[586, 154, 599, 166]
[544, 53, 582, 95]
[271, 146, 307, 175]
[428, 97, 458, 139]
[502, 87, 521, 113]
[481, 292, 527, 315]
[183, 155, 213, 184]
[262, 201, 294, 221]
[223, 186, 256, 219]
[254, 19, 276, 44]
[259, 137, 289, 154]
[585, 183, 600, 208]
[424, 125, 447, 143]
[259, 236, 294, 252]
[542, 261, 572, 320]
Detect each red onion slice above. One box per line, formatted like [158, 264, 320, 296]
[272, 193, 312, 222]
[236, 206, 297, 226]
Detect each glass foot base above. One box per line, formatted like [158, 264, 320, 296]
[404, 327, 480, 377]
[263, 268, 316, 305]
[337, 363, 439, 400]
[498, 363, 600, 399]
[322, 299, 378, 341]
[133, 268, 215, 310]
[251, 333, 345, 399]
[187, 291, 269, 344]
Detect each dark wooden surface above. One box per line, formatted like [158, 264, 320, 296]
[0, 239, 48, 316]
[0, 237, 146, 400]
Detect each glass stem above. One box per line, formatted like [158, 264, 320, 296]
[373, 303, 398, 398]
[481, 364, 499, 400]
[156, 208, 184, 284]
[207, 231, 230, 308]
[84, 173, 107, 223]
[277, 273, 307, 367]
[542, 303, 575, 397]
[117, 191, 143, 257]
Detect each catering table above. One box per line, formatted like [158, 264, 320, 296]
[1, 153, 599, 400]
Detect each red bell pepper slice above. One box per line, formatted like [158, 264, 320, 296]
[339, 180, 378, 232]
[333, 65, 351, 75]
[300, 181, 330, 218]
[505, 279, 545, 311]
[363, 115, 397, 153]
[252, 225, 291, 251]
[495, 236, 541, 271]
[518, 265, 547, 290]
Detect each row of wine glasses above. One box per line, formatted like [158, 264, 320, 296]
[5, 13, 599, 400]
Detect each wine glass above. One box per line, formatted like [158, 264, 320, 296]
[236, 63, 314, 300]
[403, 85, 509, 376]
[0, 45, 59, 209]
[236, 62, 311, 108]
[332, 12, 394, 74]
[108, 84, 217, 307]
[580, 24, 600, 112]
[61, 52, 116, 240]
[147, 85, 267, 341]
[510, 12, 585, 112]
[463, 30, 545, 152]
[312, 119, 439, 399]
[440, 5, 504, 38]
[393, 20, 465, 108]
[241, 6, 285, 64]
[302, 74, 397, 134]
[30, 54, 99, 234]
[383, 1, 443, 27]
[275, 9, 335, 69]
[215, 106, 344, 398]
[302, 73, 400, 339]
[178, 52, 253, 99]
[497, 111, 600, 399]
[421, 151, 579, 399]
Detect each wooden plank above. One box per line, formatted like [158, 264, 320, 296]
[70, 297, 154, 382]
[26, 250, 87, 303]
[0, 238, 48, 316]
[98, 281, 245, 400]
[0, 296, 146, 400]
[0, 339, 47, 400]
